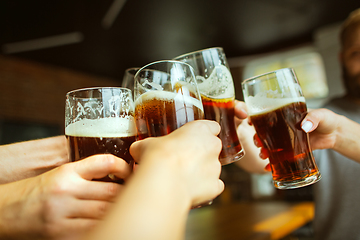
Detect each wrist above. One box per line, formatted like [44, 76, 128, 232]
[333, 114, 349, 152]
[0, 177, 43, 239]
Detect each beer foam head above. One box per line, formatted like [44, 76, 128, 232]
[65, 116, 136, 137]
[135, 90, 203, 111]
[196, 65, 235, 99]
[246, 95, 306, 116]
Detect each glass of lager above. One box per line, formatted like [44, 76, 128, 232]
[65, 87, 136, 184]
[134, 60, 204, 139]
[134, 60, 212, 208]
[174, 47, 244, 165]
[242, 68, 321, 189]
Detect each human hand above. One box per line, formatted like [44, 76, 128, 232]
[299, 108, 360, 163]
[130, 120, 224, 208]
[234, 100, 248, 127]
[300, 108, 339, 150]
[252, 108, 342, 170]
[233, 100, 269, 173]
[0, 154, 131, 240]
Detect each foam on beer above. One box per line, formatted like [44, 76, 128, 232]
[135, 90, 204, 111]
[65, 116, 136, 138]
[246, 95, 306, 116]
[196, 65, 235, 99]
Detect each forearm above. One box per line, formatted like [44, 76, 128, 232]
[85, 160, 190, 240]
[333, 115, 360, 163]
[0, 136, 68, 183]
[0, 178, 43, 239]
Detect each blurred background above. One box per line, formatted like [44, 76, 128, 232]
[0, 1, 358, 238]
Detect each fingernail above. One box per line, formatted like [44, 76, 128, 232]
[253, 137, 258, 146]
[301, 120, 313, 133]
[241, 109, 247, 115]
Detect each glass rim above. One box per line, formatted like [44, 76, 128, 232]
[124, 67, 140, 74]
[134, 59, 195, 80]
[66, 87, 132, 98]
[174, 47, 224, 60]
[242, 67, 295, 85]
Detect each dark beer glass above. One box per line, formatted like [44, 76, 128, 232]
[65, 87, 136, 184]
[134, 60, 210, 208]
[242, 68, 321, 189]
[174, 47, 244, 165]
[134, 60, 204, 138]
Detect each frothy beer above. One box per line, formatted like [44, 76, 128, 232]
[65, 117, 136, 183]
[196, 65, 244, 164]
[134, 91, 204, 138]
[248, 97, 319, 184]
[201, 95, 244, 163]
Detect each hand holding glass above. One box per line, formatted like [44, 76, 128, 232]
[174, 47, 244, 165]
[134, 60, 213, 207]
[242, 68, 321, 189]
[65, 87, 136, 183]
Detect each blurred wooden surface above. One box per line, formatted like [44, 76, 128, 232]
[185, 201, 314, 240]
[0, 55, 119, 126]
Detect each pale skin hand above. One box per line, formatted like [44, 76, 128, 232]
[0, 136, 69, 184]
[234, 100, 269, 173]
[0, 154, 131, 240]
[84, 120, 224, 240]
[301, 108, 360, 163]
[248, 108, 360, 164]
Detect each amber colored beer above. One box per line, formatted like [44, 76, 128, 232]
[135, 91, 204, 138]
[201, 95, 244, 163]
[65, 117, 136, 183]
[250, 101, 319, 184]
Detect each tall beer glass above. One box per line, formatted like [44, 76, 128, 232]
[242, 68, 321, 189]
[134, 60, 204, 138]
[174, 47, 244, 165]
[65, 87, 136, 183]
[134, 60, 210, 208]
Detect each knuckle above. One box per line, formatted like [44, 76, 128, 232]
[212, 158, 222, 174]
[94, 154, 118, 172]
[191, 120, 207, 131]
[104, 183, 120, 198]
[211, 136, 222, 152]
[95, 202, 110, 218]
[49, 181, 69, 196]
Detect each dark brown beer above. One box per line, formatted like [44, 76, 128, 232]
[250, 101, 319, 184]
[201, 95, 244, 165]
[65, 117, 136, 183]
[135, 91, 204, 138]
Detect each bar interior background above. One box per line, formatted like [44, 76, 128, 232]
[0, 1, 358, 239]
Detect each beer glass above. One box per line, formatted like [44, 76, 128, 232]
[134, 60, 204, 138]
[65, 87, 136, 183]
[121, 67, 139, 91]
[174, 47, 244, 165]
[242, 68, 321, 189]
[134, 60, 211, 208]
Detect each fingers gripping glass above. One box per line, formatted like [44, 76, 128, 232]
[242, 68, 321, 189]
[133, 60, 212, 208]
[174, 47, 245, 165]
[65, 87, 136, 183]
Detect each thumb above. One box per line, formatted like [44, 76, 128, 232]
[301, 108, 337, 134]
[234, 100, 248, 119]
